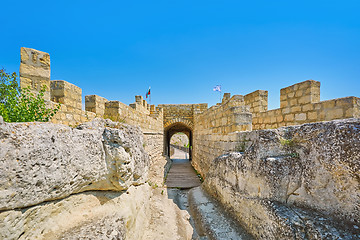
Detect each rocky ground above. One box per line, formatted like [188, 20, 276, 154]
[1, 117, 359, 239]
[0, 119, 193, 240]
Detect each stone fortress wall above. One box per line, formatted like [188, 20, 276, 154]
[9, 46, 360, 239]
[19, 47, 360, 136]
[192, 95, 253, 175]
[18, 47, 360, 180]
[158, 103, 208, 159]
[189, 81, 359, 176]
[19, 47, 164, 133]
[244, 80, 360, 130]
[19, 47, 166, 184]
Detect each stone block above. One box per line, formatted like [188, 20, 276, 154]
[264, 117, 271, 124]
[135, 95, 143, 104]
[326, 108, 344, 120]
[295, 89, 304, 97]
[295, 113, 307, 121]
[344, 108, 354, 118]
[284, 114, 294, 122]
[276, 115, 283, 122]
[290, 99, 298, 106]
[308, 111, 318, 120]
[280, 100, 288, 108]
[222, 93, 231, 103]
[287, 92, 295, 98]
[291, 106, 301, 112]
[20, 53, 50, 79]
[298, 95, 311, 105]
[322, 100, 336, 109]
[50, 80, 82, 110]
[314, 103, 322, 110]
[282, 107, 291, 114]
[20, 48, 51, 101]
[335, 97, 354, 107]
[85, 95, 108, 116]
[302, 104, 314, 112]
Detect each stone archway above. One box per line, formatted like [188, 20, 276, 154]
[158, 103, 208, 161]
[164, 121, 193, 160]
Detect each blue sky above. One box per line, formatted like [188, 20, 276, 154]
[1, 0, 359, 109]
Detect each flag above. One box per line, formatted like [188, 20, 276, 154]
[213, 85, 221, 92]
[146, 87, 151, 98]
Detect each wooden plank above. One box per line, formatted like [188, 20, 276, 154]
[165, 149, 202, 188]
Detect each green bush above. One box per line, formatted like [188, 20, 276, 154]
[0, 69, 60, 122]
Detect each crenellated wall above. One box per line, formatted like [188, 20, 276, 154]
[192, 95, 253, 176]
[17, 47, 360, 183]
[103, 99, 163, 133]
[19, 47, 51, 101]
[245, 80, 360, 129]
[19, 47, 166, 184]
[11, 46, 360, 239]
[19, 47, 164, 132]
[244, 89, 268, 114]
[85, 94, 108, 117]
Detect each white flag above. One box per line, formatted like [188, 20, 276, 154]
[213, 85, 221, 92]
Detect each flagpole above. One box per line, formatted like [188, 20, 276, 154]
[219, 91, 221, 103]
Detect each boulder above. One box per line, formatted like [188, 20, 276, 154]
[0, 118, 149, 211]
[0, 185, 194, 240]
[204, 119, 360, 239]
[0, 185, 151, 240]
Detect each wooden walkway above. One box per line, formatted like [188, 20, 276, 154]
[165, 148, 202, 188]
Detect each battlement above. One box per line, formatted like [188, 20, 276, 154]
[85, 95, 108, 116]
[20, 47, 51, 101]
[244, 90, 268, 113]
[280, 80, 320, 108]
[195, 94, 252, 135]
[243, 80, 359, 130]
[17, 47, 360, 133]
[19, 47, 163, 132]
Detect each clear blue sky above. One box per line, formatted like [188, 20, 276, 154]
[1, 0, 359, 109]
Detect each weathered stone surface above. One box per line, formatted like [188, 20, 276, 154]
[20, 47, 51, 101]
[59, 214, 126, 240]
[144, 133, 170, 185]
[0, 185, 193, 240]
[0, 118, 149, 211]
[203, 119, 360, 239]
[141, 187, 193, 240]
[0, 185, 150, 240]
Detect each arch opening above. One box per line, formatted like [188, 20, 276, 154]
[170, 132, 190, 159]
[164, 122, 193, 160]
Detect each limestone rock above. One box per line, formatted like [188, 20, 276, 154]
[0, 185, 151, 240]
[0, 118, 149, 211]
[204, 119, 360, 239]
[0, 185, 194, 240]
[141, 188, 193, 240]
[59, 214, 126, 240]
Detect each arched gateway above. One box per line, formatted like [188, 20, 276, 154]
[158, 104, 208, 160]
